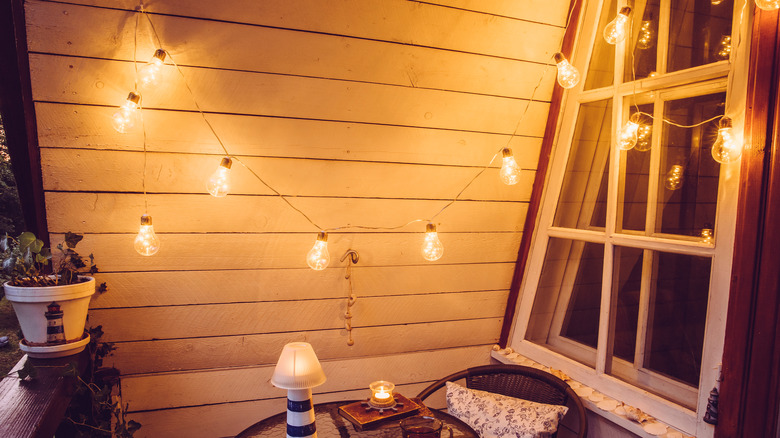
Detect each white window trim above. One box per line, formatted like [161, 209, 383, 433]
[506, 1, 752, 436]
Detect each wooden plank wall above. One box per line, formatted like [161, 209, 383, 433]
[24, 0, 569, 436]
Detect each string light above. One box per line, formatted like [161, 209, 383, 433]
[207, 157, 233, 197]
[701, 227, 714, 244]
[112, 92, 141, 133]
[553, 52, 580, 89]
[307, 232, 330, 270]
[618, 116, 640, 151]
[755, 0, 780, 11]
[500, 148, 521, 185]
[134, 214, 161, 256]
[711, 117, 742, 164]
[138, 49, 167, 88]
[604, 6, 632, 45]
[664, 164, 684, 190]
[421, 223, 444, 262]
[637, 19, 656, 50]
[635, 124, 652, 151]
[715, 35, 732, 61]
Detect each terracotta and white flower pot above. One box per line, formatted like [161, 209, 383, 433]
[3, 277, 95, 358]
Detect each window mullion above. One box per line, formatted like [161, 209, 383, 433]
[657, 0, 671, 75]
[634, 248, 654, 369]
[645, 94, 664, 234]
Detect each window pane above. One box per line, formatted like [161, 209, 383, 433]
[624, 0, 660, 82]
[657, 92, 723, 237]
[668, 0, 733, 73]
[610, 246, 644, 363]
[526, 238, 604, 368]
[554, 100, 612, 230]
[584, 0, 616, 90]
[646, 252, 711, 387]
[619, 104, 653, 233]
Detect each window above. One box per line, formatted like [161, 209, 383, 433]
[509, 1, 748, 436]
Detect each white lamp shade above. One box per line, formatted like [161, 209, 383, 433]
[271, 342, 327, 389]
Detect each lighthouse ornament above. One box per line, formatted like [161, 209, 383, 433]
[45, 301, 66, 344]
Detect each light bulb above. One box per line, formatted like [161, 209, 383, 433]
[635, 124, 652, 151]
[604, 7, 632, 45]
[637, 20, 656, 50]
[421, 223, 444, 262]
[715, 35, 732, 61]
[756, 0, 780, 11]
[134, 214, 160, 256]
[701, 227, 714, 244]
[207, 157, 233, 197]
[664, 164, 684, 190]
[138, 49, 167, 88]
[711, 0, 724, 4]
[711, 117, 742, 164]
[307, 232, 330, 270]
[112, 92, 141, 134]
[618, 119, 640, 151]
[553, 52, 580, 89]
[500, 148, 521, 185]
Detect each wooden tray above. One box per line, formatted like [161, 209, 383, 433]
[338, 393, 421, 431]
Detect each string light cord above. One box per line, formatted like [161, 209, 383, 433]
[632, 111, 724, 129]
[134, 7, 148, 214]
[132, 1, 580, 236]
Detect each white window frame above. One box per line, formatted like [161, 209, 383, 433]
[506, 0, 752, 436]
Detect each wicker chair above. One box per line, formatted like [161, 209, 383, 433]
[416, 364, 587, 438]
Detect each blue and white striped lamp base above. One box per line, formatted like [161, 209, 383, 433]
[286, 388, 317, 438]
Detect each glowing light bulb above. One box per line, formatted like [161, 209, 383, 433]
[618, 119, 640, 151]
[636, 20, 656, 50]
[701, 227, 714, 244]
[134, 214, 160, 256]
[711, 0, 724, 5]
[711, 117, 742, 164]
[207, 157, 233, 197]
[635, 124, 652, 151]
[664, 164, 684, 190]
[553, 52, 580, 89]
[307, 232, 330, 270]
[500, 148, 521, 185]
[112, 92, 141, 134]
[715, 35, 732, 61]
[138, 49, 167, 88]
[756, 0, 780, 11]
[604, 7, 632, 45]
[421, 223, 444, 262]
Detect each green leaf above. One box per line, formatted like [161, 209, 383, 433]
[64, 232, 84, 249]
[97, 282, 108, 293]
[127, 420, 142, 433]
[18, 232, 36, 251]
[30, 239, 44, 254]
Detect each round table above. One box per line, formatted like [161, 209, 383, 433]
[236, 400, 478, 438]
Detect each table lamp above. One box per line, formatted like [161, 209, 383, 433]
[271, 342, 327, 438]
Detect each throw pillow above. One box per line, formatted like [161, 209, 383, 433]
[445, 381, 569, 438]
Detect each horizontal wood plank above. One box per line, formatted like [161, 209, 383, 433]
[45, 192, 529, 234]
[40, 0, 565, 61]
[26, 1, 555, 100]
[106, 318, 502, 374]
[34, 103, 544, 168]
[421, 0, 570, 24]
[29, 54, 551, 135]
[120, 345, 494, 412]
[41, 148, 536, 201]
[89, 263, 515, 308]
[90, 290, 508, 342]
[48, 232, 524, 271]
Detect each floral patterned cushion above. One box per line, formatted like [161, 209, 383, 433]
[445, 381, 569, 438]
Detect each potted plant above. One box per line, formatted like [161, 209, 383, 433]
[1, 232, 106, 358]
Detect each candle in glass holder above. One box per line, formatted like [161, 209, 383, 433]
[369, 380, 395, 408]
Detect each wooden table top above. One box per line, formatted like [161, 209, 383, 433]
[235, 399, 478, 438]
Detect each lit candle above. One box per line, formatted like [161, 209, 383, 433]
[369, 380, 395, 408]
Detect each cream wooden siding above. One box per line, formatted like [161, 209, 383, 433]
[26, 0, 569, 436]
